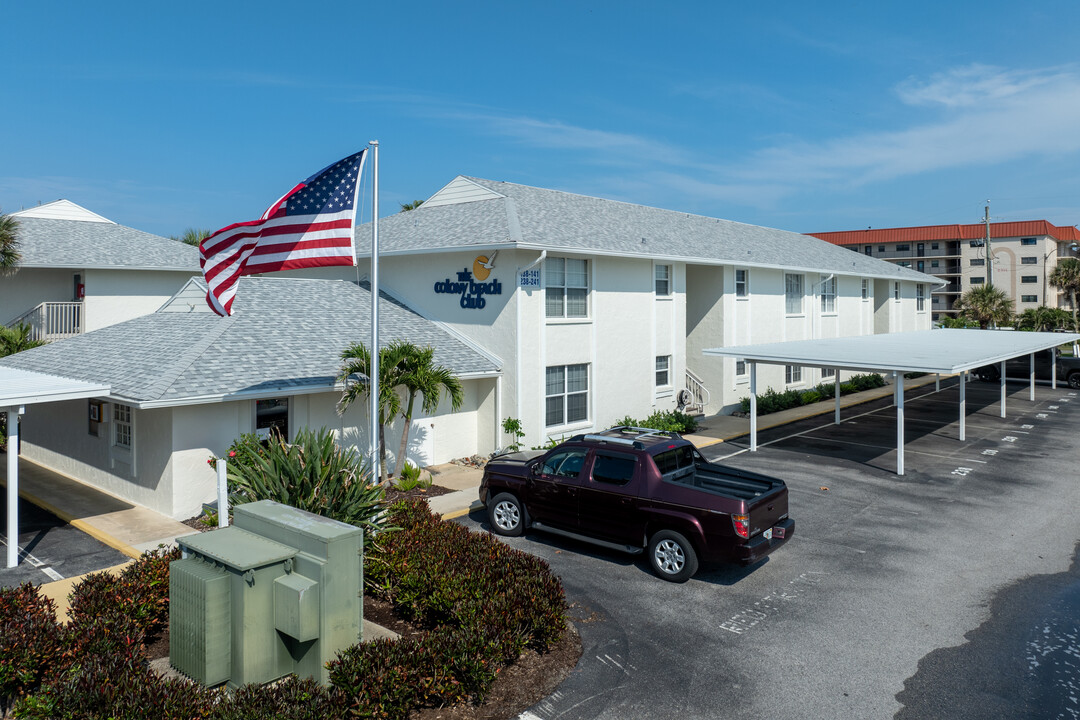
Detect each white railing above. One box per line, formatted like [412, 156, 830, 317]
[684, 368, 710, 415]
[7, 302, 83, 342]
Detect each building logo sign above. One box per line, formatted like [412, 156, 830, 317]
[434, 254, 502, 309]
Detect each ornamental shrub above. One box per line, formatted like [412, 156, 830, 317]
[740, 373, 887, 416]
[0, 584, 63, 709]
[221, 427, 388, 534]
[614, 410, 699, 433]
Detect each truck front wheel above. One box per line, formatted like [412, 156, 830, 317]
[1069, 372, 1080, 390]
[488, 492, 525, 537]
[648, 530, 699, 583]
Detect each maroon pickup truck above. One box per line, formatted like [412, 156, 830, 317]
[479, 426, 794, 582]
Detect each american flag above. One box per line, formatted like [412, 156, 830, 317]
[199, 150, 367, 316]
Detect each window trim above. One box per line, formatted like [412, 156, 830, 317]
[655, 355, 671, 388]
[1020, 275, 1038, 284]
[735, 268, 749, 299]
[916, 284, 926, 312]
[819, 274, 837, 314]
[545, 363, 589, 429]
[654, 263, 671, 297]
[893, 281, 901, 302]
[110, 402, 135, 475]
[861, 278, 870, 301]
[785, 364, 803, 386]
[785, 273, 804, 316]
[545, 257, 590, 320]
[1021, 295, 1039, 303]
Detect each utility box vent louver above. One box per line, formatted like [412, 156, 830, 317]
[169, 500, 363, 688]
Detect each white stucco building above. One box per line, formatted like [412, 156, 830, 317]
[2, 178, 937, 519]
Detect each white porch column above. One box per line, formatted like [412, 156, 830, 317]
[749, 362, 758, 452]
[894, 371, 905, 476]
[1030, 353, 1036, 402]
[1000, 360, 1007, 418]
[959, 371, 967, 442]
[834, 372, 840, 425]
[6, 406, 23, 569]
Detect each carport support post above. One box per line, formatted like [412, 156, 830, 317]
[834, 372, 840, 425]
[894, 372, 904, 476]
[959, 372, 966, 442]
[216, 459, 229, 529]
[1000, 361, 1007, 418]
[1052, 353, 1058, 390]
[5, 406, 23, 569]
[1030, 353, 1036, 402]
[749, 362, 758, 452]
[935, 374, 940, 392]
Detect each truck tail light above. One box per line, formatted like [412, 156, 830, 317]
[732, 514, 749, 539]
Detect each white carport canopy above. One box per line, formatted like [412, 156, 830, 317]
[2, 368, 111, 568]
[704, 329, 1080, 476]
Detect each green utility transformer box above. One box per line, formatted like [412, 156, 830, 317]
[169, 500, 363, 688]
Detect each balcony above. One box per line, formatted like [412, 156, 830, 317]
[7, 302, 84, 342]
[935, 284, 962, 294]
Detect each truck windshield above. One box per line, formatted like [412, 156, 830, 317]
[653, 446, 693, 474]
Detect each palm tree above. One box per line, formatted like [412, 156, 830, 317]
[392, 344, 464, 480]
[171, 228, 211, 246]
[0, 208, 20, 276]
[0, 323, 44, 358]
[1015, 306, 1058, 332]
[954, 284, 1014, 329]
[1049, 257, 1080, 332]
[399, 200, 424, 212]
[338, 340, 411, 484]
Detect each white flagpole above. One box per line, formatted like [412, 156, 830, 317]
[369, 140, 380, 472]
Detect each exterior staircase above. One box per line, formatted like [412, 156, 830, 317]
[682, 368, 710, 416]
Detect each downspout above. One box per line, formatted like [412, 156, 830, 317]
[515, 250, 547, 439]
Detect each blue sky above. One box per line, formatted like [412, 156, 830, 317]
[3, 1, 1079, 238]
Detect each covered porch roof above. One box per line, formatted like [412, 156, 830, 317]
[3, 368, 110, 568]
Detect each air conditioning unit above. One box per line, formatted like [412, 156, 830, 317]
[170, 500, 363, 688]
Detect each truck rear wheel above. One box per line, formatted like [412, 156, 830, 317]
[1069, 372, 1080, 390]
[648, 530, 698, 583]
[488, 492, 525, 537]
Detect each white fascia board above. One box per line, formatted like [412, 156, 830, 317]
[21, 263, 199, 272]
[366, 242, 935, 283]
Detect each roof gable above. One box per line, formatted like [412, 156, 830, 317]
[12, 200, 114, 223]
[422, 176, 506, 208]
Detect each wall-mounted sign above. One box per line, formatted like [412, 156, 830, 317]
[518, 269, 541, 288]
[434, 258, 503, 309]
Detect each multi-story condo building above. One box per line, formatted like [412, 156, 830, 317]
[809, 221, 1080, 321]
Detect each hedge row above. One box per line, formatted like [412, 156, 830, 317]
[739, 373, 887, 416]
[2, 501, 567, 720]
[613, 409, 700, 433]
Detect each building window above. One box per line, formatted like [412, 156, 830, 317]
[878, 245, 885, 252]
[931, 243, 939, 250]
[1021, 256, 1038, 265]
[546, 364, 588, 427]
[655, 356, 670, 387]
[916, 284, 926, 312]
[931, 260, 939, 268]
[113, 403, 133, 450]
[819, 275, 837, 313]
[897, 261, 911, 268]
[971, 276, 985, 285]
[821, 367, 836, 379]
[1021, 295, 1038, 303]
[785, 273, 804, 315]
[654, 264, 671, 296]
[861, 278, 870, 300]
[546, 258, 589, 318]
[735, 268, 749, 298]
[1021, 275, 1038, 283]
[1021, 237, 1037, 246]
[256, 398, 289, 440]
[864, 245, 872, 256]
[735, 358, 747, 377]
[893, 282, 900, 301]
[970, 258, 985, 266]
[785, 365, 802, 385]
[896, 244, 910, 252]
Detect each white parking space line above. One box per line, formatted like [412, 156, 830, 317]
[794, 435, 990, 464]
[0, 539, 65, 581]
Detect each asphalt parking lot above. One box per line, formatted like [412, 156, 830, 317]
[462, 376, 1080, 720]
[0, 495, 130, 589]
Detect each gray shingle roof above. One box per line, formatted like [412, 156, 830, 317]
[365, 176, 939, 284]
[14, 217, 199, 270]
[0, 277, 500, 406]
